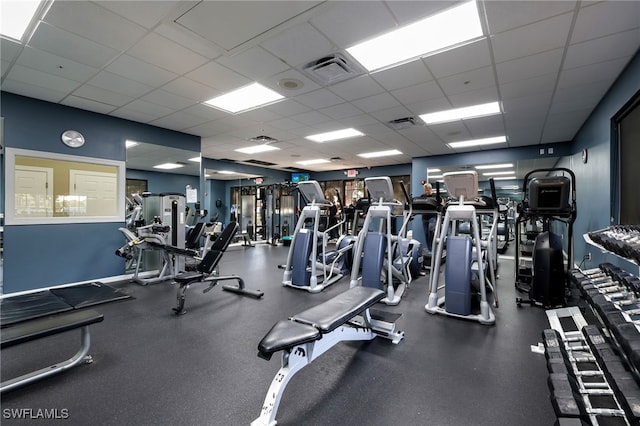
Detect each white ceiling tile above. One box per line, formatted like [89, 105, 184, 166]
[358, 121, 396, 136]
[106, 54, 178, 87]
[496, 48, 564, 85]
[564, 29, 640, 69]
[1, 59, 13, 78]
[504, 126, 542, 146]
[153, 23, 224, 59]
[261, 23, 333, 68]
[294, 88, 345, 109]
[448, 86, 500, 107]
[319, 102, 363, 120]
[94, 0, 183, 29]
[370, 60, 432, 91]
[88, 71, 153, 97]
[15, 47, 98, 83]
[239, 108, 283, 123]
[310, 1, 395, 48]
[550, 81, 609, 114]
[572, 1, 640, 44]
[6, 64, 79, 94]
[261, 68, 322, 95]
[338, 114, 380, 128]
[29, 22, 120, 68]
[386, 1, 460, 25]
[351, 92, 400, 113]
[428, 121, 471, 143]
[463, 114, 505, 137]
[182, 104, 230, 122]
[290, 110, 332, 126]
[122, 99, 175, 121]
[1, 79, 67, 103]
[1, 38, 23, 63]
[438, 66, 496, 96]
[217, 46, 291, 81]
[72, 84, 134, 107]
[127, 32, 209, 75]
[141, 89, 196, 110]
[62, 95, 117, 114]
[391, 80, 445, 105]
[483, 1, 577, 34]
[491, 13, 573, 63]
[369, 105, 414, 124]
[185, 121, 231, 138]
[424, 39, 492, 78]
[499, 73, 558, 100]
[558, 57, 631, 90]
[186, 61, 250, 92]
[161, 77, 221, 102]
[405, 97, 454, 116]
[327, 75, 385, 101]
[110, 107, 157, 123]
[175, 1, 322, 52]
[45, 1, 146, 51]
[265, 99, 312, 116]
[503, 92, 553, 115]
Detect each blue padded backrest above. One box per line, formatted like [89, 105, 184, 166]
[361, 232, 386, 289]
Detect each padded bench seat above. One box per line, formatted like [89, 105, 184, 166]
[1, 309, 104, 393]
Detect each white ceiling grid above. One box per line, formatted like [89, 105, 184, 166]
[0, 0, 638, 174]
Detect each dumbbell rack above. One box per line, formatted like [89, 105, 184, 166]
[544, 306, 639, 425]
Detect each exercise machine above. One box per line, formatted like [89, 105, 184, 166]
[281, 180, 354, 293]
[349, 176, 422, 305]
[172, 222, 263, 314]
[412, 182, 445, 272]
[516, 168, 576, 308]
[425, 171, 497, 325]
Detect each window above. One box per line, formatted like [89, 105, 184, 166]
[5, 148, 125, 224]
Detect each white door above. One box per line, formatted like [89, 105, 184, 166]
[70, 170, 117, 216]
[15, 166, 53, 217]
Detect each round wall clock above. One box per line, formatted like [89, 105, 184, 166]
[61, 130, 85, 148]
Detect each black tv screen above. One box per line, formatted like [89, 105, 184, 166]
[529, 176, 570, 211]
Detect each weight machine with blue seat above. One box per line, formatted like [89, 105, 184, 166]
[425, 171, 498, 325]
[281, 180, 354, 293]
[349, 176, 422, 305]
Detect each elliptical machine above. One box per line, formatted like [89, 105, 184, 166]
[349, 177, 422, 305]
[281, 180, 354, 293]
[515, 168, 576, 308]
[425, 171, 498, 325]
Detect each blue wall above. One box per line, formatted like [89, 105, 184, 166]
[2, 92, 200, 293]
[126, 169, 199, 195]
[569, 52, 640, 271]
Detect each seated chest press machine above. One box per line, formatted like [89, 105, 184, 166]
[349, 176, 422, 305]
[281, 180, 354, 293]
[425, 171, 499, 325]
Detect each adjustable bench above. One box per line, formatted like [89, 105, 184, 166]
[1, 309, 104, 393]
[252, 286, 404, 426]
[172, 221, 263, 314]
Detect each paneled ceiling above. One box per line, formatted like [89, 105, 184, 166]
[2, 1, 639, 173]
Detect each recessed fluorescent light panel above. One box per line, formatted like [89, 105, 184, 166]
[0, 0, 43, 40]
[346, 1, 483, 71]
[492, 176, 517, 181]
[296, 159, 330, 166]
[235, 145, 280, 154]
[154, 163, 184, 170]
[358, 149, 403, 159]
[428, 168, 441, 173]
[218, 170, 236, 174]
[189, 157, 201, 162]
[482, 171, 516, 176]
[125, 140, 139, 149]
[475, 163, 513, 170]
[203, 83, 284, 114]
[306, 128, 364, 143]
[420, 102, 501, 125]
[447, 136, 507, 149]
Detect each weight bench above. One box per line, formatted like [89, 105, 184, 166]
[172, 221, 263, 314]
[1, 309, 103, 393]
[252, 286, 404, 426]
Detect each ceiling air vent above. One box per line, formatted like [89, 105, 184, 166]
[301, 53, 364, 86]
[244, 159, 277, 166]
[386, 117, 419, 130]
[250, 135, 277, 143]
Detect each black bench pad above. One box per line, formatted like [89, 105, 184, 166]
[258, 320, 321, 357]
[0, 291, 73, 327]
[1, 309, 104, 349]
[292, 287, 385, 332]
